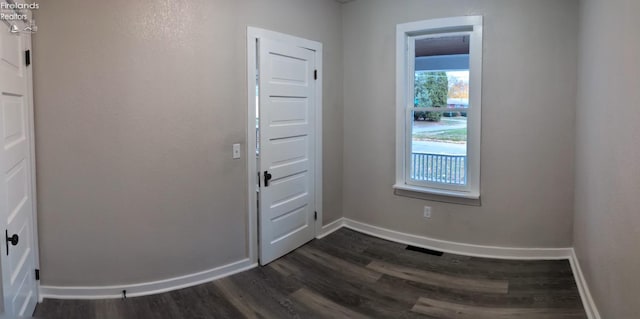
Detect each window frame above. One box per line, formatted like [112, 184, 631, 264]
[394, 16, 483, 199]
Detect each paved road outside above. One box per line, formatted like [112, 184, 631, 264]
[412, 118, 467, 134]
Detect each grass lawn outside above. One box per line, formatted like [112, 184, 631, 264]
[413, 127, 467, 143]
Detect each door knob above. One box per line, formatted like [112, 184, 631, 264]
[7, 234, 18, 246]
[264, 171, 272, 187]
[5, 230, 18, 256]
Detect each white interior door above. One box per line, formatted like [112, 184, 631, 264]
[0, 17, 38, 316]
[258, 38, 316, 265]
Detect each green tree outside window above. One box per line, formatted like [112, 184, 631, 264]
[414, 71, 448, 122]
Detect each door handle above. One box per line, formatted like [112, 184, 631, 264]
[5, 230, 18, 256]
[264, 171, 272, 187]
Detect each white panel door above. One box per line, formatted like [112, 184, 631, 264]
[0, 16, 38, 317]
[259, 38, 316, 265]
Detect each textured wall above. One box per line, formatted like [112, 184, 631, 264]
[32, 0, 343, 286]
[341, 0, 578, 248]
[574, 0, 640, 316]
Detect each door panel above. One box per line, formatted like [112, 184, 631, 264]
[266, 136, 308, 178]
[0, 13, 38, 316]
[3, 95, 26, 144]
[268, 173, 309, 218]
[264, 97, 309, 138]
[1, 31, 21, 72]
[6, 159, 28, 224]
[271, 205, 309, 242]
[259, 38, 315, 265]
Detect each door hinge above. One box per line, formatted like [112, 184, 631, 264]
[25, 50, 30, 66]
[314, 211, 317, 221]
[314, 69, 317, 80]
[35, 269, 40, 281]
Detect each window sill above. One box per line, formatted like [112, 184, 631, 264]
[392, 183, 481, 206]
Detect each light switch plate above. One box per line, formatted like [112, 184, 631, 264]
[423, 206, 432, 219]
[233, 143, 241, 159]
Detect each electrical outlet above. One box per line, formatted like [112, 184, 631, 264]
[423, 206, 432, 219]
[232, 143, 241, 159]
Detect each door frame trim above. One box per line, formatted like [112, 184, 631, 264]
[246, 27, 323, 264]
[25, 32, 41, 303]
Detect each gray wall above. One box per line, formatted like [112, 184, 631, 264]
[342, 0, 578, 248]
[35, 2, 636, 309]
[32, 0, 343, 286]
[574, 0, 640, 316]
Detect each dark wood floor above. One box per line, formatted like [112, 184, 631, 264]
[34, 229, 587, 318]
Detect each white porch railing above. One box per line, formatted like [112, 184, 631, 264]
[411, 153, 466, 184]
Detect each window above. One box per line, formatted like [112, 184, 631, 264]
[394, 16, 482, 199]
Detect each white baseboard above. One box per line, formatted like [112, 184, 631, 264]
[316, 217, 344, 239]
[39, 258, 257, 300]
[38, 218, 601, 319]
[341, 218, 572, 260]
[323, 217, 597, 317]
[568, 249, 601, 319]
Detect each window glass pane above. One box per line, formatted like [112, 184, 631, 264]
[414, 71, 449, 108]
[411, 112, 467, 185]
[410, 35, 470, 186]
[414, 70, 469, 110]
[447, 71, 469, 106]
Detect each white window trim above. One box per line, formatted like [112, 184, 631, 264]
[394, 16, 483, 199]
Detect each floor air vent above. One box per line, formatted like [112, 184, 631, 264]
[406, 245, 443, 256]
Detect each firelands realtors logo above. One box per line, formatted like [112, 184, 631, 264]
[1, 1, 39, 33]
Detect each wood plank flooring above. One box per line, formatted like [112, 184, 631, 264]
[34, 229, 587, 318]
